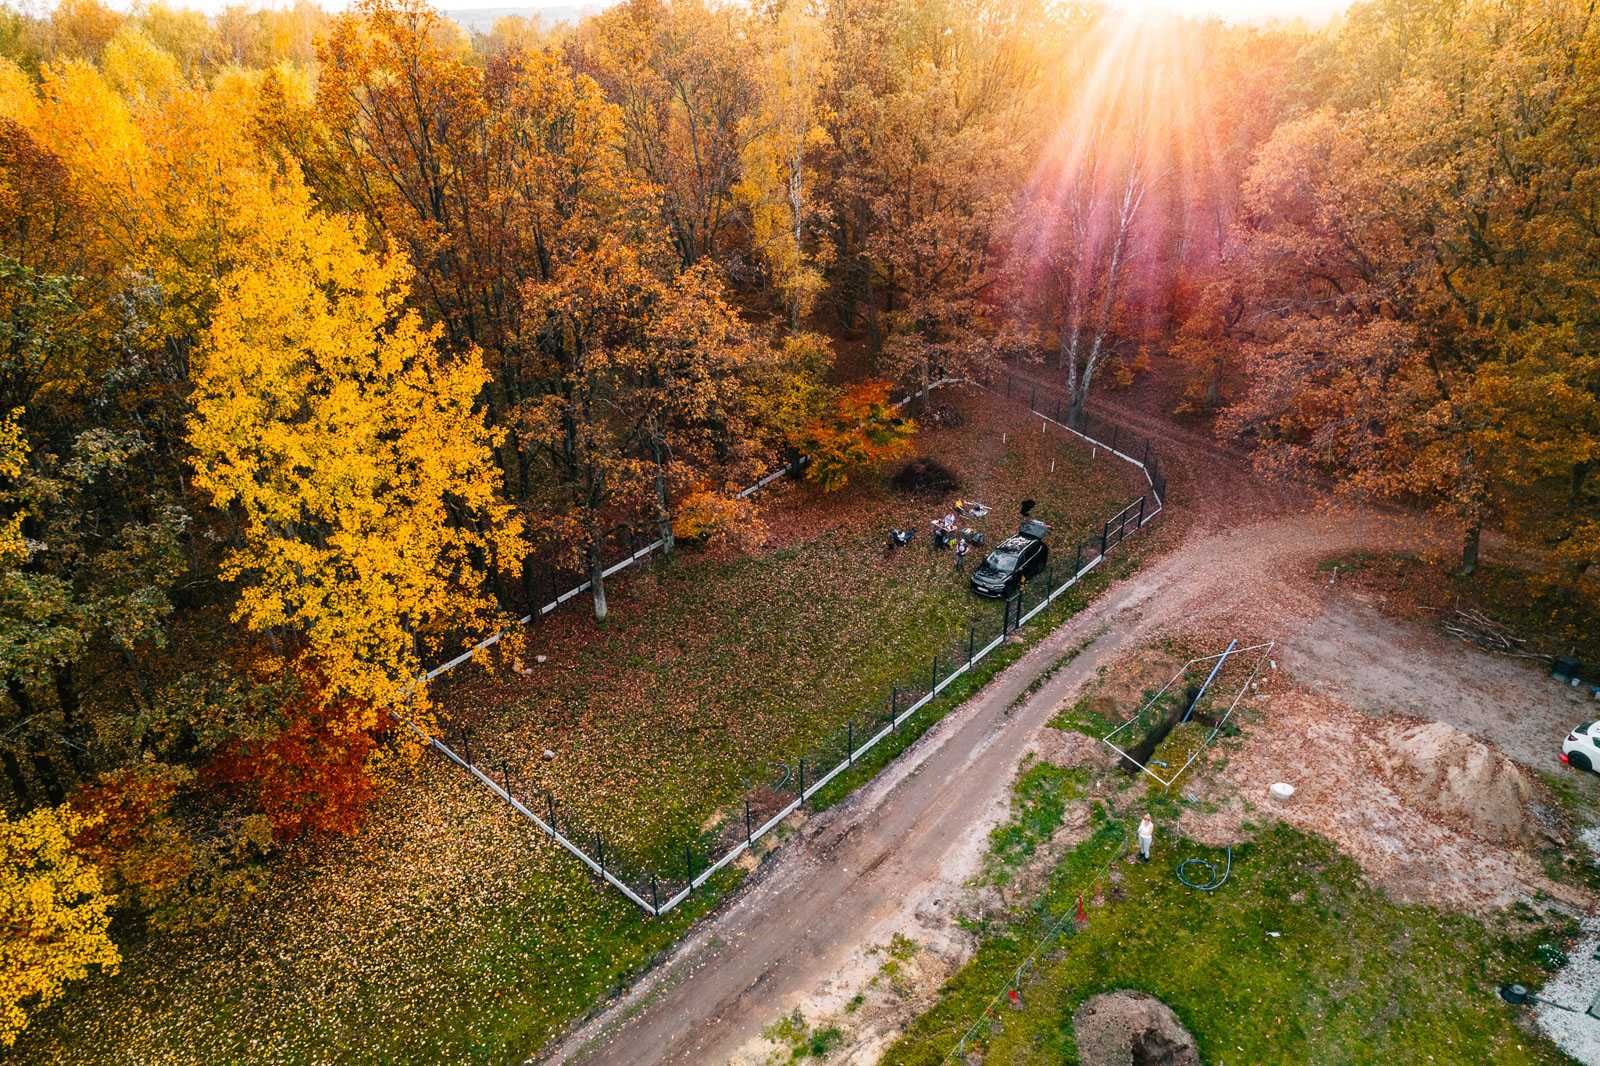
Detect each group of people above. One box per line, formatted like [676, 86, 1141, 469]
[931, 510, 974, 570]
[886, 499, 989, 570]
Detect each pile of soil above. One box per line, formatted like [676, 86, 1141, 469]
[1177, 688, 1589, 914]
[890, 457, 961, 498]
[1376, 721, 1536, 846]
[1073, 991, 1199, 1066]
[1035, 727, 1119, 771]
[1084, 651, 1186, 723]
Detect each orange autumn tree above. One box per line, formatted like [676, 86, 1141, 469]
[210, 658, 377, 841]
[189, 174, 523, 728]
[799, 380, 915, 492]
[1223, 0, 1600, 580]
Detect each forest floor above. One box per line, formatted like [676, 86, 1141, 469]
[546, 368, 1600, 1065]
[9, 388, 1148, 1066]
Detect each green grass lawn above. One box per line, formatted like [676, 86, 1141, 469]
[13, 388, 1151, 1065]
[886, 813, 1575, 1065]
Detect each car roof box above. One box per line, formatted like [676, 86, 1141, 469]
[1019, 517, 1050, 539]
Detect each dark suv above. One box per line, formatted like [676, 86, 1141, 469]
[970, 518, 1049, 597]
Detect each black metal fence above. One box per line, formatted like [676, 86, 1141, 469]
[422, 379, 1169, 916]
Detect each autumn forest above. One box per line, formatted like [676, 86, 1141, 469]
[0, 0, 1596, 1055]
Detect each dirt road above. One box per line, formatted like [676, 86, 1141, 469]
[544, 390, 1592, 1066]
[546, 510, 1392, 1064]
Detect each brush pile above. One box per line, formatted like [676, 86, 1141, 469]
[1440, 606, 1547, 661]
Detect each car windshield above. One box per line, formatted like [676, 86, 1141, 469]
[984, 548, 1020, 571]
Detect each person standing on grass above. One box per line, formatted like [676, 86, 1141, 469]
[1138, 814, 1154, 863]
[954, 537, 970, 572]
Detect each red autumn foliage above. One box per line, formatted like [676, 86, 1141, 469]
[213, 661, 379, 842]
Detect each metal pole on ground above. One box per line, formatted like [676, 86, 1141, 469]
[1183, 639, 1240, 723]
[968, 621, 976, 665]
[745, 799, 754, 845]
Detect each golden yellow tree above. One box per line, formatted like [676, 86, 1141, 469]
[0, 804, 119, 1047]
[190, 178, 522, 724]
[735, 0, 833, 324]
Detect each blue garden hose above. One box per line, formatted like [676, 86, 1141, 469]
[1176, 847, 1232, 891]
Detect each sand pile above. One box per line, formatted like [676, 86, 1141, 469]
[1073, 991, 1199, 1066]
[1376, 721, 1535, 846]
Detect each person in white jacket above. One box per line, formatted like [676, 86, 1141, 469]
[1137, 814, 1154, 863]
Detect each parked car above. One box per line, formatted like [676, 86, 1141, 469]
[970, 519, 1049, 598]
[1561, 721, 1600, 773]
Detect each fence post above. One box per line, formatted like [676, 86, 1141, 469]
[462, 731, 472, 767]
[651, 876, 659, 914]
[595, 832, 605, 876]
[1029, 384, 1037, 412]
[1047, 561, 1055, 599]
[847, 719, 854, 764]
[1142, 438, 1151, 466]
[685, 843, 694, 884]
[1109, 425, 1120, 453]
[1137, 495, 1146, 527]
[501, 760, 511, 797]
[968, 620, 976, 665]
[799, 757, 806, 804]
[1075, 539, 1084, 572]
[745, 799, 753, 845]
[931, 654, 939, 694]
[890, 687, 898, 730]
[546, 791, 557, 831]
[1101, 521, 1110, 554]
[1055, 397, 1063, 423]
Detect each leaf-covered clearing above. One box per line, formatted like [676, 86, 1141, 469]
[12, 389, 1142, 1064]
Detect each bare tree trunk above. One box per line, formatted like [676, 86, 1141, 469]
[1, 748, 31, 810]
[652, 426, 675, 559]
[588, 537, 608, 622]
[1460, 522, 1481, 577]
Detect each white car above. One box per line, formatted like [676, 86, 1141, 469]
[1561, 721, 1600, 773]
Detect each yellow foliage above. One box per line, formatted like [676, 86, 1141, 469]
[190, 177, 523, 723]
[101, 26, 184, 106]
[0, 406, 29, 567]
[0, 805, 119, 1048]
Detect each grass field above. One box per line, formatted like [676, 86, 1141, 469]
[14, 387, 1150, 1065]
[886, 784, 1576, 1065]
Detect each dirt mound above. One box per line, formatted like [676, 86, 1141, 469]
[1085, 650, 1187, 722]
[890, 457, 961, 497]
[1073, 991, 1199, 1066]
[1035, 727, 1118, 770]
[1376, 721, 1536, 846]
[1178, 688, 1589, 914]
